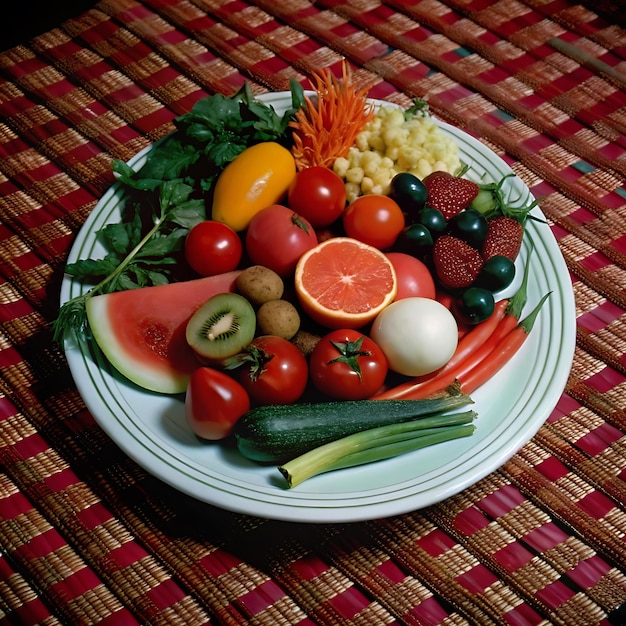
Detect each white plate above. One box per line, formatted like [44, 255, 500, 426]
[61, 93, 576, 523]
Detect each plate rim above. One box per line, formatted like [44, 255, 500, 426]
[61, 93, 576, 522]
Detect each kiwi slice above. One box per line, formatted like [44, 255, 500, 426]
[186, 293, 256, 362]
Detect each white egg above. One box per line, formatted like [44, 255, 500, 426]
[370, 297, 458, 376]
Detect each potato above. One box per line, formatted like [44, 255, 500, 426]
[290, 329, 321, 357]
[236, 265, 284, 306]
[256, 300, 300, 340]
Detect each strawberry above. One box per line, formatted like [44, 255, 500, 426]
[423, 171, 479, 221]
[432, 235, 484, 290]
[481, 216, 523, 261]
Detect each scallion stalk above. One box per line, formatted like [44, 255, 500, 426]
[278, 410, 477, 488]
[329, 424, 475, 471]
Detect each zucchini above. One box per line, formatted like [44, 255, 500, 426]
[234, 394, 473, 464]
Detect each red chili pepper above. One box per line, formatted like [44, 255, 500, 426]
[459, 292, 550, 395]
[374, 292, 549, 400]
[373, 298, 509, 400]
[374, 252, 535, 401]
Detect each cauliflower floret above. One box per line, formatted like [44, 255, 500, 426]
[360, 176, 376, 195]
[381, 107, 405, 127]
[333, 102, 462, 200]
[396, 146, 425, 172]
[406, 126, 427, 147]
[345, 166, 365, 185]
[385, 145, 400, 161]
[380, 156, 395, 170]
[354, 132, 370, 152]
[371, 168, 394, 195]
[345, 182, 361, 203]
[411, 159, 436, 180]
[360, 151, 383, 177]
[333, 156, 350, 179]
[367, 134, 386, 153]
[383, 127, 409, 150]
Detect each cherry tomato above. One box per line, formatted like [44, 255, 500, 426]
[245, 204, 318, 277]
[287, 166, 347, 228]
[342, 195, 405, 249]
[234, 335, 308, 405]
[185, 367, 250, 440]
[435, 288, 455, 310]
[309, 329, 388, 400]
[386, 252, 436, 300]
[434, 288, 471, 339]
[185, 220, 243, 276]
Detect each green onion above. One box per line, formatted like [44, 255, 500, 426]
[235, 391, 474, 464]
[278, 410, 477, 488]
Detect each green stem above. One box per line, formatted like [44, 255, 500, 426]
[54, 211, 168, 341]
[506, 241, 532, 321]
[278, 410, 477, 488]
[92, 215, 166, 299]
[518, 291, 552, 334]
[328, 424, 475, 472]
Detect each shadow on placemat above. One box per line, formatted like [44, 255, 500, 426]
[582, 0, 626, 26]
[2, 0, 624, 54]
[0, 0, 98, 52]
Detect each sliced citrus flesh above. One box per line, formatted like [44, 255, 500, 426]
[294, 237, 397, 329]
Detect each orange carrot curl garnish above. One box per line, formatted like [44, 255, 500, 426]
[290, 62, 375, 170]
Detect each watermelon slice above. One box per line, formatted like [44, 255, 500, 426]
[85, 271, 240, 394]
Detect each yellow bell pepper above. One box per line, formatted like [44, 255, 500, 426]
[211, 142, 296, 231]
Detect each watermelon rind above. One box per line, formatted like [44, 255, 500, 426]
[85, 271, 240, 394]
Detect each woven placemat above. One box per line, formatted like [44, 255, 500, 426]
[1, 1, 625, 624]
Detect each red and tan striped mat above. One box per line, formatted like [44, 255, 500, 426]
[1, 1, 625, 624]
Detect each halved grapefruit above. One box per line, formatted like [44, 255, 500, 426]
[85, 271, 239, 394]
[294, 237, 397, 329]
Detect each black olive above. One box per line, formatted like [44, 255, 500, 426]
[404, 223, 434, 248]
[447, 208, 488, 248]
[454, 287, 495, 325]
[390, 172, 428, 221]
[475, 255, 516, 292]
[416, 207, 447, 234]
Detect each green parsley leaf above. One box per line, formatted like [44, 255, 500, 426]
[54, 80, 304, 342]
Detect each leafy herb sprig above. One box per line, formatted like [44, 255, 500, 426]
[54, 80, 305, 342]
[403, 98, 429, 119]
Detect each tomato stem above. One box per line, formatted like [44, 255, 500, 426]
[327, 336, 373, 380]
[291, 212, 312, 233]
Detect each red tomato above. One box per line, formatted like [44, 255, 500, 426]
[245, 204, 318, 276]
[235, 335, 308, 405]
[342, 195, 405, 250]
[309, 329, 388, 400]
[287, 166, 347, 228]
[185, 367, 250, 440]
[386, 252, 436, 300]
[435, 288, 455, 310]
[185, 220, 242, 276]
